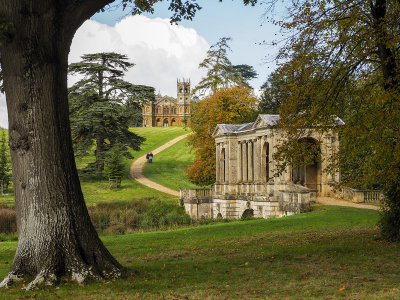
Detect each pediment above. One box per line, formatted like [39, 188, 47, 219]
[252, 115, 266, 129]
[212, 126, 224, 137]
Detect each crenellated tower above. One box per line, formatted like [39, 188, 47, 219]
[177, 78, 191, 105]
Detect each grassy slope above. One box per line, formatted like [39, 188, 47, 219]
[142, 137, 205, 190]
[0, 127, 190, 207]
[2, 206, 400, 299]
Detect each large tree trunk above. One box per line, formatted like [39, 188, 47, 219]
[0, 0, 122, 290]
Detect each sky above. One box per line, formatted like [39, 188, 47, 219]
[0, 1, 281, 129]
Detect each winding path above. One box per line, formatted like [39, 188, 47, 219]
[130, 133, 191, 197]
[317, 197, 379, 210]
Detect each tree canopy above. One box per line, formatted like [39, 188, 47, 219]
[266, 0, 400, 240]
[69, 52, 150, 176]
[186, 86, 258, 185]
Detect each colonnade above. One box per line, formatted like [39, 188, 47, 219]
[216, 137, 271, 184]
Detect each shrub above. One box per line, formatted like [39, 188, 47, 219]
[0, 207, 16, 234]
[87, 197, 192, 235]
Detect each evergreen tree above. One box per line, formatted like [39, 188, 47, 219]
[192, 37, 247, 96]
[68, 52, 152, 175]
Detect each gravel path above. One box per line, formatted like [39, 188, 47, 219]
[130, 133, 191, 197]
[317, 197, 379, 210]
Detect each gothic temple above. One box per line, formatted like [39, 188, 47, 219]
[142, 79, 191, 127]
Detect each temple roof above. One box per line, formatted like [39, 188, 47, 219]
[213, 114, 344, 137]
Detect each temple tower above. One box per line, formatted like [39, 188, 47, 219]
[177, 78, 191, 105]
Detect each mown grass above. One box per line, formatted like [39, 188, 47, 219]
[1, 127, 190, 207]
[142, 137, 206, 191]
[1, 206, 399, 299]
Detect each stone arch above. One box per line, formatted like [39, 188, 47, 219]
[171, 118, 176, 126]
[242, 209, 254, 219]
[163, 118, 169, 127]
[291, 137, 321, 192]
[156, 118, 161, 127]
[262, 142, 270, 182]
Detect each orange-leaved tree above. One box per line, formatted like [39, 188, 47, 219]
[186, 86, 258, 185]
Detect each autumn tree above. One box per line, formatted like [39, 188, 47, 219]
[0, 0, 259, 289]
[186, 86, 258, 185]
[69, 52, 148, 176]
[192, 37, 248, 96]
[266, 0, 400, 240]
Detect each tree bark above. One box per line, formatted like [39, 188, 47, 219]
[0, 0, 123, 290]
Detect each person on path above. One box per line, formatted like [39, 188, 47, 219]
[148, 152, 153, 163]
[146, 153, 150, 163]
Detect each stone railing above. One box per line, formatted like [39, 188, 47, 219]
[180, 188, 213, 203]
[341, 187, 383, 204]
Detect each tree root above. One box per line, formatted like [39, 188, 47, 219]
[0, 273, 23, 289]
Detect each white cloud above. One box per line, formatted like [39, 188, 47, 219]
[69, 15, 209, 96]
[1, 15, 209, 129]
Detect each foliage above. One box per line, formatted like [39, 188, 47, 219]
[264, 0, 400, 239]
[0, 131, 10, 194]
[103, 145, 125, 178]
[233, 64, 258, 88]
[186, 87, 258, 185]
[258, 71, 288, 114]
[192, 37, 247, 96]
[68, 52, 149, 176]
[88, 198, 191, 234]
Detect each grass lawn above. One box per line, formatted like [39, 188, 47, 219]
[80, 179, 176, 206]
[1, 206, 400, 299]
[1, 127, 190, 207]
[142, 137, 205, 191]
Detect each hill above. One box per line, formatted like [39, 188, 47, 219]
[0, 127, 192, 207]
[2, 206, 400, 298]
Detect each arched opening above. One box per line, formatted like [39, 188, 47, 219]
[241, 209, 254, 219]
[291, 138, 321, 192]
[156, 118, 161, 127]
[221, 148, 226, 182]
[163, 119, 169, 127]
[262, 142, 270, 182]
[171, 118, 176, 126]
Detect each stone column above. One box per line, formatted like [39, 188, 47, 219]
[216, 143, 220, 183]
[254, 138, 261, 182]
[238, 142, 242, 182]
[248, 141, 253, 182]
[243, 142, 248, 182]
